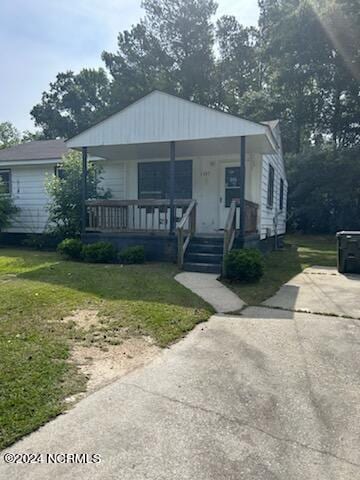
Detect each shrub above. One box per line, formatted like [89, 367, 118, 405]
[45, 150, 110, 237]
[0, 183, 19, 232]
[118, 245, 145, 264]
[23, 233, 63, 251]
[57, 238, 83, 259]
[81, 242, 117, 263]
[224, 248, 264, 282]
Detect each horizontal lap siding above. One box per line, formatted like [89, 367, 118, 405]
[99, 161, 125, 198]
[260, 149, 288, 240]
[4, 165, 53, 233]
[4, 161, 126, 234]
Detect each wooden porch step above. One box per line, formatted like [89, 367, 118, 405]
[185, 252, 223, 264]
[183, 262, 222, 274]
[191, 235, 223, 245]
[188, 243, 223, 254]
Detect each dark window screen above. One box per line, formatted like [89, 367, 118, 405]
[54, 165, 66, 179]
[267, 164, 274, 207]
[279, 178, 284, 210]
[225, 166, 241, 208]
[0, 170, 11, 194]
[138, 160, 192, 199]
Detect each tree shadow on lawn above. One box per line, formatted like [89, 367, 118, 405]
[11, 253, 210, 310]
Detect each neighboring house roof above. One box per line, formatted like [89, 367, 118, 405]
[0, 139, 67, 163]
[66, 90, 278, 154]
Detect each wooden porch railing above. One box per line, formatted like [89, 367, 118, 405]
[86, 199, 192, 233]
[177, 200, 197, 268]
[223, 200, 238, 261]
[223, 200, 259, 271]
[245, 200, 258, 236]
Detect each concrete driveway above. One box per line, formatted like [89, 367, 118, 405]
[264, 266, 360, 319]
[1, 267, 360, 479]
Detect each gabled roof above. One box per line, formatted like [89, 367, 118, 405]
[0, 139, 67, 163]
[262, 120, 280, 130]
[67, 91, 277, 152]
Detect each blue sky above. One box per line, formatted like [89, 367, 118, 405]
[0, 0, 259, 132]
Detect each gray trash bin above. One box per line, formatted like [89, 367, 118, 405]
[336, 231, 360, 274]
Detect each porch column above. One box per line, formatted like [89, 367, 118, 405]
[169, 141, 176, 234]
[239, 136, 246, 241]
[81, 146, 88, 234]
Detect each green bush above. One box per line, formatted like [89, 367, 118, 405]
[23, 233, 64, 251]
[224, 248, 264, 282]
[118, 245, 145, 264]
[81, 242, 117, 263]
[57, 238, 83, 259]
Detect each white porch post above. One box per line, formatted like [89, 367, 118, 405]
[169, 141, 176, 234]
[239, 136, 246, 240]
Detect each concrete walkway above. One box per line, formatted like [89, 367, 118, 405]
[175, 272, 245, 313]
[2, 308, 360, 480]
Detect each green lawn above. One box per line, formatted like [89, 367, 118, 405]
[225, 234, 337, 305]
[0, 249, 212, 449]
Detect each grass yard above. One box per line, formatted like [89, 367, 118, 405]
[225, 234, 337, 305]
[0, 249, 212, 450]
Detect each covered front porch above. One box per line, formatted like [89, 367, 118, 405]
[79, 137, 263, 269]
[66, 90, 277, 269]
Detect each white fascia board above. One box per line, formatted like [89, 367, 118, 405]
[0, 158, 62, 167]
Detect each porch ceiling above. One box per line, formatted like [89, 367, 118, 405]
[75, 135, 273, 162]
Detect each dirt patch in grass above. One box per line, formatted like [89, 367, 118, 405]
[64, 309, 100, 331]
[70, 337, 160, 393]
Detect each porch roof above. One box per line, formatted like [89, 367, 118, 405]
[66, 91, 278, 158]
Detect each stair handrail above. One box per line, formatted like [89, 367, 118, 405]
[223, 199, 238, 273]
[177, 200, 197, 268]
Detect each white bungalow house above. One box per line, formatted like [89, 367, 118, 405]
[0, 91, 287, 273]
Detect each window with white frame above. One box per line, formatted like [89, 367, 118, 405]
[0, 169, 11, 194]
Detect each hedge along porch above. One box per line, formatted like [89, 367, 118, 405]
[66, 91, 284, 273]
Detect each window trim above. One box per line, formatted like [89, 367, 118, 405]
[267, 164, 275, 208]
[279, 178, 284, 211]
[0, 168, 12, 194]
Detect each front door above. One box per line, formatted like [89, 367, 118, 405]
[219, 163, 241, 229]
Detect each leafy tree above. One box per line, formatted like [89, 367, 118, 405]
[215, 16, 259, 111]
[45, 151, 109, 237]
[257, 0, 359, 152]
[286, 146, 360, 233]
[21, 130, 45, 142]
[29, 0, 359, 155]
[0, 182, 19, 231]
[31, 69, 111, 139]
[315, 0, 360, 147]
[0, 122, 21, 149]
[103, 0, 218, 107]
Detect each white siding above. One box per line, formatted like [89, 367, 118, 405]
[67, 91, 274, 152]
[4, 161, 126, 234]
[4, 165, 54, 233]
[98, 160, 126, 198]
[259, 149, 288, 240]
